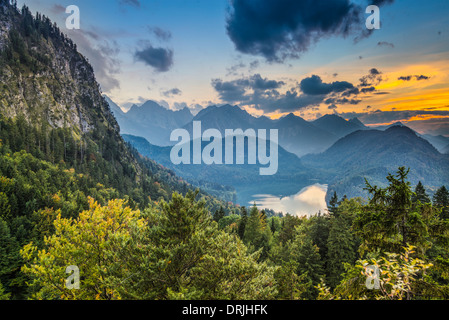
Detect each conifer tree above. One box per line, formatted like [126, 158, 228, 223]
[213, 206, 225, 222]
[433, 186, 449, 219]
[237, 206, 247, 239]
[412, 181, 431, 204]
[328, 191, 339, 216]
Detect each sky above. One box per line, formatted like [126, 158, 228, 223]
[17, 0, 449, 136]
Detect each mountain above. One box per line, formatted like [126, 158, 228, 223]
[370, 122, 449, 154]
[421, 134, 449, 153]
[312, 114, 366, 138]
[0, 2, 208, 205]
[443, 144, 449, 155]
[105, 98, 193, 146]
[275, 113, 337, 156]
[122, 132, 319, 205]
[302, 125, 449, 200]
[372, 121, 405, 131]
[348, 117, 367, 128]
[109, 101, 372, 157]
[179, 105, 340, 157]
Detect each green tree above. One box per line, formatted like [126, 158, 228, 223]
[21, 198, 144, 300]
[320, 246, 434, 300]
[108, 191, 276, 300]
[213, 206, 225, 222]
[243, 204, 272, 261]
[0, 281, 10, 300]
[326, 199, 360, 288]
[274, 260, 309, 300]
[328, 191, 339, 216]
[278, 214, 302, 244]
[412, 181, 431, 204]
[355, 167, 430, 254]
[237, 206, 247, 239]
[433, 186, 449, 220]
[289, 224, 325, 299]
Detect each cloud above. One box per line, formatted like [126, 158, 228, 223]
[161, 88, 182, 97]
[149, 27, 172, 41]
[119, 0, 140, 7]
[359, 68, 384, 87]
[212, 73, 285, 103]
[398, 75, 431, 81]
[377, 41, 395, 48]
[361, 86, 376, 94]
[300, 75, 356, 96]
[50, 4, 66, 14]
[251, 73, 286, 90]
[134, 42, 174, 72]
[371, 0, 395, 5]
[212, 73, 364, 113]
[211, 78, 249, 103]
[325, 97, 361, 105]
[66, 29, 121, 92]
[226, 0, 394, 62]
[226, 62, 246, 76]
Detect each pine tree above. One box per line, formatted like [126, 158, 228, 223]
[328, 191, 338, 216]
[433, 186, 449, 219]
[412, 181, 431, 204]
[244, 204, 272, 261]
[290, 230, 324, 299]
[355, 167, 430, 254]
[213, 206, 225, 222]
[237, 206, 247, 239]
[327, 213, 356, 288]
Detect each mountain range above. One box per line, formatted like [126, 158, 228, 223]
[302, 125, 449, 200]
[110, 98, 449, 157]
[111, 100, 369, 157]
[108, 99, 449, 205]
[105, 96, 193, 146]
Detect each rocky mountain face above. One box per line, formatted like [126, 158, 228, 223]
[0, 3, 118, 135]
[0, 2, 199, 202]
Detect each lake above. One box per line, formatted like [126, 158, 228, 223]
[249, 184, 328, 217]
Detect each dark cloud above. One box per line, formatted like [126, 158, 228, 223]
[371, 0, 394, 6]
[212, 73, 364, 113]
[212, 73, 285, 102]
[211, 78, 249, 103]
[325, 97, 361, 105]
[361, 86, 376, 94]
[370, 68, 381, 75]
[398, 75, 431, 81]
[300, 75, 355, 96]
[377, 41, 395, 48]
[161, 88, 182, 97]
[359, 68, 384, 87]
[226, 0, 394, 62]
[134, 42, 174, 72]
[149, 27, 172, 41]
[251, 74, 285, 90]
